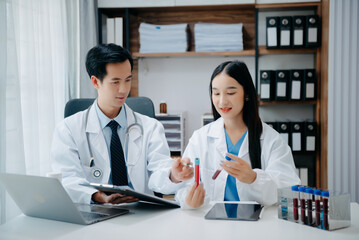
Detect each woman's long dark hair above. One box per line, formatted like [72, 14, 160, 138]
[209, 61, 262, 169]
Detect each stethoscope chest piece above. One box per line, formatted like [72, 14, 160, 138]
[92, 168, 102, 178]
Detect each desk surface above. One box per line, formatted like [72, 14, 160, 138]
[0, 202, 358, 240]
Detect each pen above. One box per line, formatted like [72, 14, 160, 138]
[180, 161, 192, 167]
[195, 158, 200, 187]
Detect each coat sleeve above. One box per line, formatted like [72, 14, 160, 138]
[174, 131, 210, 209]
[239, 132, 301, 206]
[51, 120, 96, 204]
[147, 120, 186, 194]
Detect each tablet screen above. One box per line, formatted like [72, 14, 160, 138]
[205, 203, 263, 221]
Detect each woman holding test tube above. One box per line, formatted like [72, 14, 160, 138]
[175, 61, 300, 209]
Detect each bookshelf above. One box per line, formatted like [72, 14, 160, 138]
[97, 1, 328, 188]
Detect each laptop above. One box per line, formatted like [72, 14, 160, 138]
[0, 173, 129, 225]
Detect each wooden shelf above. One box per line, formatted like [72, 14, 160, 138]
[132, 49, 255, 58]
[255, 2, 320, 10]
[258, 46, 317, 55]
[259, 100, 316, 106]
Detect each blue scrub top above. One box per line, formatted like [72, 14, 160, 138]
[224, 129, 247, 201]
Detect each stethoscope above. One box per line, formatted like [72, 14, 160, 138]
[85, 105, 144, 179]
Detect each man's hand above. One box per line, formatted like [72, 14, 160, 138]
[170, 158, 194, 183]
[91, 191, 139, 204]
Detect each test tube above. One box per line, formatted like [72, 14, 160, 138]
[291, 185, 299, 222]
[212, 156, 230, 180]
[195, 158, 200, 187]
[322, 190, 329, 230]
[306, 188, 314, 225]
[314, 189, 322, 228]
[298, 186, 307, 224]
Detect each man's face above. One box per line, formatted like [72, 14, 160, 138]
[92, 60, 132, 118]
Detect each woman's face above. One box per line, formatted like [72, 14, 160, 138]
[211, 72, 245, 121]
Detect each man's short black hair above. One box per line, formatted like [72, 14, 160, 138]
[85, 43, 133, 81]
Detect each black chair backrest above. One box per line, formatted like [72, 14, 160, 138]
[64, 97, 155, 118]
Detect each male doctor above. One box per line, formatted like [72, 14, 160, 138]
[51, 44, 192, 204]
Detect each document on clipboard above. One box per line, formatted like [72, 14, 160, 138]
[80, 183, 180, 208]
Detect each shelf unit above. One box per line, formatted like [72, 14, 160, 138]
[255, 2, 323, 188]
[155, 113, 185, 156]
[97, 1, 328, 188]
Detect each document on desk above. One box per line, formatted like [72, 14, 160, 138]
[80, 183, 180, 208]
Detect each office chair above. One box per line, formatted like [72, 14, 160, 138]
[64, 96, 155, 118]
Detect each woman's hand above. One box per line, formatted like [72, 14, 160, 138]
[185, 183, 205, 208]
[170, 157, 194, 183]
[221, 153, 257, 184]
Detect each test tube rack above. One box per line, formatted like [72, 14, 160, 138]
[277, 186, 351, 231]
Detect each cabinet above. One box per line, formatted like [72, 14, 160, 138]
[97, 1, 328, 188]
[155, 113, 185, 156]
[255, 2, 323, 187]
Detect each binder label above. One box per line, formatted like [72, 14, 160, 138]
[280, 30, 290, 46]
[280, 133, 289, 145]
[261, 84, 270, 99]
[292, 132, 302, 151]
[267, 27, 277, 47]
[308, 28, 318, 43]
[306, 83, 315, 98]
[294, 29, 303, 45]
[277, 82, 286, 97]
[291, 81, 301, 99]
[306, 136, 316, 151]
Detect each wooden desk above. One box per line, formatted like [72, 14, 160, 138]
[0, 202, 358, 240]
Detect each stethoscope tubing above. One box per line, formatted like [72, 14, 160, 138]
[84, 105, 144, 179]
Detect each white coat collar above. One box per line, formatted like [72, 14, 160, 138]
[207, 118, 265, 159]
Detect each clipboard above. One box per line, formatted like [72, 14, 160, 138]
[80, 183, 180, 208]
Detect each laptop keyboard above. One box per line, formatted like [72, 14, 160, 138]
[80, 211, 110, 220]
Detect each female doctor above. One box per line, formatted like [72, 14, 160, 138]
[51, 44, 192, 204]
[175, 61, 300, 208]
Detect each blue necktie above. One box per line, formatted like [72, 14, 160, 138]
[107, 120, 128, 186]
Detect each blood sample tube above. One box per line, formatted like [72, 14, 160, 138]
[291, 185, 299, 222]
[306, 188, 314, 225]
[212, 156, 230, 180]
[314, 189, 322, 228]
[322, 191, 329, 230]
[298, 186, 307, 224]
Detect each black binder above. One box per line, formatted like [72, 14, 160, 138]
[266, 17, 279, 49]
[305, 15, 320, 48]
[289, 70, 304, 101]
[277, 122, 290, 147]
[290, 122, 304, 152]
[304, 121, 316, 152]
[275, 70, 289, 101]
[266, 122, 278, 131]
[303, 69, 316, 100]
[260, 70, 275, 101]
[292, 16, 306, 48]
[279, 16, 292, 48]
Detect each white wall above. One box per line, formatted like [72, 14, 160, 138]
[139, 56, 255, 146]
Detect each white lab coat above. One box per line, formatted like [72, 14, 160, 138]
[175, 118, 301, 208]
[51, 102, 182, 204]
